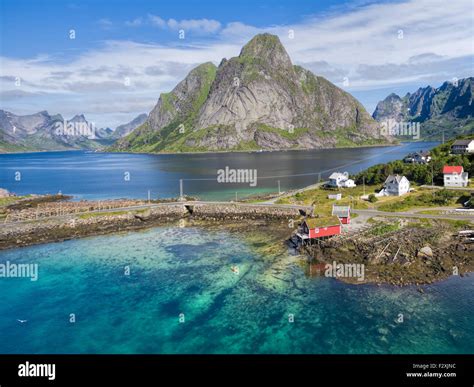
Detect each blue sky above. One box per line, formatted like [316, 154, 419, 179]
[2, 0, 347, 57]
[1, 0, 473, 128]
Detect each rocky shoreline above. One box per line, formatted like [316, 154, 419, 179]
[304, 218, 473, 286]
[0, 201, 302, 250]
[1, 195, 473, 287]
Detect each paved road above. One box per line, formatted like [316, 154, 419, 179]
[353, 209, 474, 221]
[421, 185, 474, 191]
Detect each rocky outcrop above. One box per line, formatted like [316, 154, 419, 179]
[111, 33, 387, 153]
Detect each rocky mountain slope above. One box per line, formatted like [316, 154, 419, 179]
[0, 110, 132, 153]
[373, 77, 474, 140]
[113, 113, 148, 139]
[0, 110, 98, 152]
[111, 33, 387, 153]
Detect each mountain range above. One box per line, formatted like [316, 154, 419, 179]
[373, 77, 474, 140]
[0, 110, 147, 153]
[110, 33, 388, 153]
[1, 34, 473, 154]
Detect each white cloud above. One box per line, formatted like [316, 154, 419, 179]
[147, 14, 166, 28]
[0, 40, 239, 127]
[167, 18, 221, 33]
[97, 18, 113, 30]
[125, 18, 143, 27]
[147, 14, 222, 33]
[279, 0, 473, 89]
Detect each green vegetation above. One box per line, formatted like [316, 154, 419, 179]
[280, 135, 474, 216]
[378, 189, 464, 212]
[78, 209, 147, 219]
[368, 194, 378, 203]
[79, 211, 130, 219]
[160, 93, 177, 115]
[0, 195, 29, 206]
[367, 222, 400, 236]
[356, 134, 474, 186]
[277, 185, 371, 216]
[256, 123, 309, 140]
[0, 139, 35, 153]
[442, 219, 472, 229]
[110, 63, 217, 153]
[305, 215, 340, 228]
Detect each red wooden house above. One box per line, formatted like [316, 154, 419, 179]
[332, 205, 351, 224]
[297, 216, 342, 243]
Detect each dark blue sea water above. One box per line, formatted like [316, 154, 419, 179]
[0, 226, 472, 354]
[0, 142, 438, 200]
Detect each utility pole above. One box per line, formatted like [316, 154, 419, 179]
[179, 179, 183, 200]
[431, 163, 434, 196]
[148, 189, 151, 204]
[278, 180, 281, 195]
[442, 129, 445, 144]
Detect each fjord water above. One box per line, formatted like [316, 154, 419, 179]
[2, 141, 472, 354]
[0, 226, 473, 354]
[0, 142, 438, 200]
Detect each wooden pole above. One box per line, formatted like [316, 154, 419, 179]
[393, 246, 401, 261]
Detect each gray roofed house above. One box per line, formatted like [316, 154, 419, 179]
[380, 174, 410, 196]
[451, 139, 474, 154]
[332, 205, 351, 224]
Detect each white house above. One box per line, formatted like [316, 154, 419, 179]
[341, 179, 356, 188]
[404, 151, 431, 164]
[379, 175, 410, 196]
[443, 166, 469, 187]
[328, 172, 356, 188]
[451, 140, 474, 154]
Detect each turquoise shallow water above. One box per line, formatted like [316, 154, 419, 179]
[0, 226, 473, 354]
